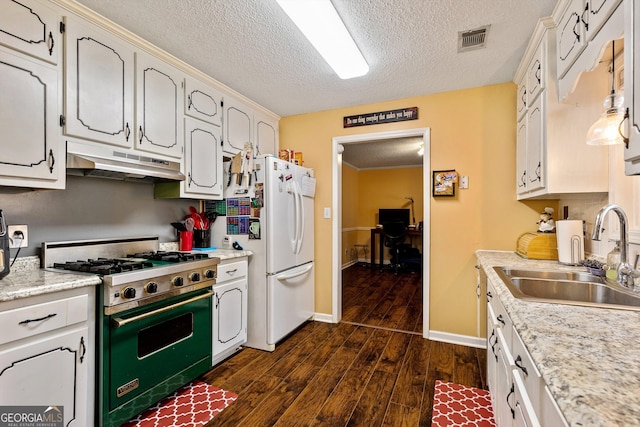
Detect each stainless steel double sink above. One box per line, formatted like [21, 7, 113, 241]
[494, 266, 640, 311]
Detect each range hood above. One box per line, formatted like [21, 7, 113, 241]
[66, 140, 185, 183]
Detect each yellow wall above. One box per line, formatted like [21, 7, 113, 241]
[279, 82, 555, 337]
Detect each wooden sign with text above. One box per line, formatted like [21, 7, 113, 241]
[343, 107, 418, 128]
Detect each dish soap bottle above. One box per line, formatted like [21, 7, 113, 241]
[606, 241, 621, 281]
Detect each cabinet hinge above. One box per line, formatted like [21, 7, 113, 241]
[59, 115, 65, 127]
[220, 100, 224, 108]
[59, 21, 65, 33]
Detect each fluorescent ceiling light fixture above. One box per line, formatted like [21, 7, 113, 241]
[276, 0, 369, 79]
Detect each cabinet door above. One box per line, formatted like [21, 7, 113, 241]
[526, 96, 545, 192]
[184, 117, 223, 199]
[64, 16, 134, 148]
[0, 47, 60, 184]
[496, 328, 515, 427]
[516, 119, 528, 195]
[223, 96, 252, 156]
[0, 327, 89, 426]
[254, 111, 278, 157]
[526, 40, 545, 104]
[212, 278, 247, 359]
[585, 0, 623, 41]
[135, 52, 184, 158]
[0, 0, 59, 64]
[184, 77, 222, 127]
[624, 0, 640, 174]
[556, 0, 586, 79]
[513, 371, 541, 427]
[516, 75, 527, 122]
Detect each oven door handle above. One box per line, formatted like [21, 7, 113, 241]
[112, 291, 213, 328]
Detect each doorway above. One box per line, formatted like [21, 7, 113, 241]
[331, 128, 431, 338]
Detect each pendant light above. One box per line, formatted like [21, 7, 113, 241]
[586, 40, 626, 146]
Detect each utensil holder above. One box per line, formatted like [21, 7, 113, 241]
[194, 229, 211, 248]
[179, 231, 193, 251]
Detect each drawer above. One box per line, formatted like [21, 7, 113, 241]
[217, 260, 247, 283]
[488, 291, 512, 352]
[512, 330, 542, 414]
[0, 295, 88, 345]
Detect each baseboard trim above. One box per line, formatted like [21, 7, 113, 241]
[428, 330, 487, 349]
[341, 260, 357, 270]
[313, 313, 335, 323]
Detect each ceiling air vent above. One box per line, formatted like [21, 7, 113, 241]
[458, 25, 490, 53]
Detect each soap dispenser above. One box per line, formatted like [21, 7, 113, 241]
[605, 241, 621, 282]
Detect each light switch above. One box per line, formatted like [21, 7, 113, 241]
[460, 176, 469, 189]
[323, 208, 331, 219]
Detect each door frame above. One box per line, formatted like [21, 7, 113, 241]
[331, 128, 431, 338]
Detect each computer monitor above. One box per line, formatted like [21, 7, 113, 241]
[378, 208, 410, 228]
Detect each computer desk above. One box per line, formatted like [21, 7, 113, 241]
[370, 227, 423, 270]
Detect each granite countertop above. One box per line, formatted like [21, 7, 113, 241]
[477, 250, 640, 426]
[0, 256, 101, 303]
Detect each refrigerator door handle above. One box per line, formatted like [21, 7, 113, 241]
[276, 263, 313, 280]
[295, 181, 305, 254]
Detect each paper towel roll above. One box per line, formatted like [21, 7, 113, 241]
[556, 220, 584, 265]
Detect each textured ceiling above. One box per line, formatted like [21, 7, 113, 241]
[71, 0, 557, 168]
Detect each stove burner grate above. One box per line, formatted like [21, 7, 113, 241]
[126, 251, 209, 263]
[53, 258, 154, 275]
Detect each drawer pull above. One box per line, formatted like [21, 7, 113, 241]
[79, 336, 86, 364]
[496, 314, 506, 326]
[225, 268, 238, 276]
[18, 313, 57, 325]
[515, 355, 529, 377]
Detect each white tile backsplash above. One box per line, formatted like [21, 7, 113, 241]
[556, 194, 610, 257]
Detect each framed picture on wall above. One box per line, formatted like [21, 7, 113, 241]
[432, 170, 457, 197]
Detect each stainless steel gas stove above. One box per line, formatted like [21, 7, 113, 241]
[42, 236, 218, 314]
[42, 236, 218, 427]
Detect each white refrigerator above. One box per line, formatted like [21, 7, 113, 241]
[211, 156, 315, 352]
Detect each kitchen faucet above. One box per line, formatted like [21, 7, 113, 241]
[592, 204, 640, 288]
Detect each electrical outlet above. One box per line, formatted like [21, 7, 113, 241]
[8, 225, 28, 249]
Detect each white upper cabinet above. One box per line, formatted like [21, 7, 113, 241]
[584, 0, 623, 42]
[64, 15, 134, 148]
[184, 77, 223, 127]
[154, 117, 223, 200]
[555, 0, 624, 100]
[255, 110, 279, 157]
[223, 96, 252, 156]
[135, 52, 184, 158]
[556, 0, 586, 80]
[624, 0, 640, 174]
[514, 16, 609, 200]
[223, 95, 279, 158]
[0, 45, 62, 187]
[0, 0, 59, 64]
[0, 0, 63, 190]
[526, 41, 546, 103]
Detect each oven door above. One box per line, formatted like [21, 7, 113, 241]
[107, 288, 212, 411]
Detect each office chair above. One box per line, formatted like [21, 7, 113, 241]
[382, 221, 407, 275]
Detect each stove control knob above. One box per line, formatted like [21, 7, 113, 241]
[204, 269, 216, 279]
[172, 276, 184, 287]
[145, 282, 158, 294]
[189, 272, 201, 282]
[122, 287, 136, 300]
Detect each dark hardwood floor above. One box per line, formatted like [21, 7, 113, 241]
[202, 265, 486, 426]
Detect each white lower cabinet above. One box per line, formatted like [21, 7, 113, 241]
[0, 287, 94, 426]
[486, 278, 567, 427]
[212, 258, 248, 365]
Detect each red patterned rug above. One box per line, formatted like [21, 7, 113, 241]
[122, 380, 237, 427]
[431, 380, 496, 427]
